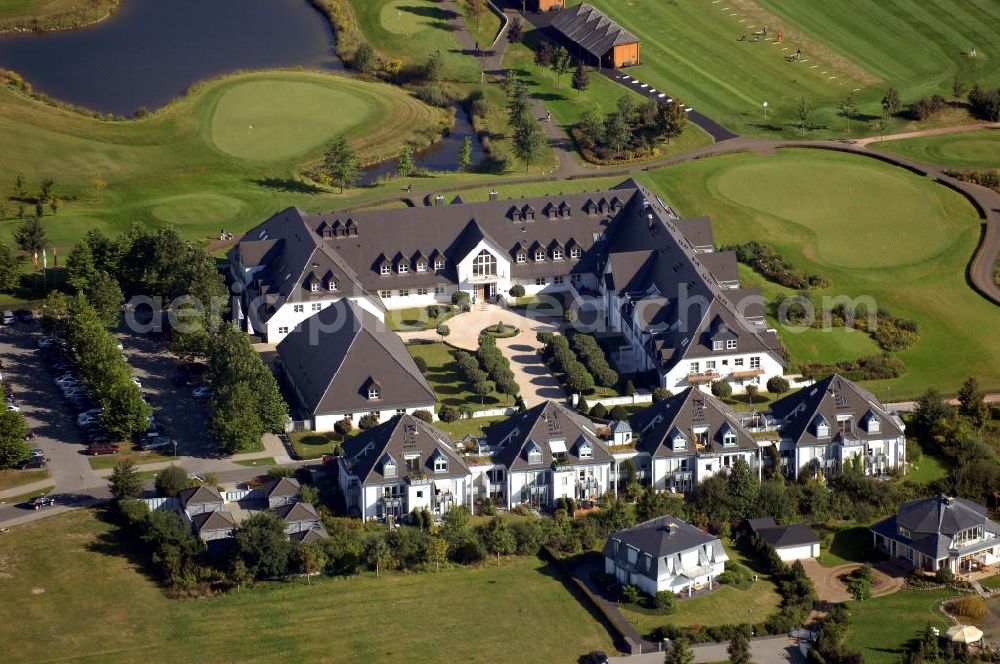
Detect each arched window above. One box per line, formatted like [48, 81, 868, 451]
[472, 250, 496, 277]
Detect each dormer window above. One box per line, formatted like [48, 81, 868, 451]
[552, 248, 564, 260]
[526, 444, 542, 464]
[328, 280, 338, 291]
[723, 428, 737, 446]
[310, 282, 320, 292]
[516, 252, 526, 263]
[865, 412, 880, 433]
[535, 250, 546, 261]
[671, 430, 687, 451]
[383, 457, 397, 478]
[726, 339, 737, 350]
[898, 526, 911, 538]
[712, 340, 724, 351]
[434, 456, 448, 473]
[368, 386, 381, 400]
[579, 443, 593, 459]
[434, 258, 445, 271]
[380, 264, 391, 276]
[570, 247, 582, 259]
[815, 416, 830, 439]
[398, 263, 409, 274]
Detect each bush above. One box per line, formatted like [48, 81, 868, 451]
[766, 376, 790, 395]
[623, 379, 636, 396]
[608, 405, 628, 421]
[436, 323, 450, 337]
[654, 590, 676, 613]
[590, 403, 608, 420]
[949, 595, 987, 621]
[358, 413, 380, 430]
[620, 584, 640, 604]
[426, 305, 441, 318]
[725, 241, 830, 289]
[910, 94, 946, 120]
[413, 356, 428, 372]
[412, 410, 433, 423]
[711, 380, 732, 398]
[508, 284, 525, 298]
[352, 42, 375, 73]
[577, 397, 590, 415]
[414, 85, 453, 108]
[334, 417, 353, 436]
[451, 291, 470, 310]
[438, 404, 460, 422]
[652, 387, 672, 403]
[155, 464, 192, 497]
[934, 567, 956, 585]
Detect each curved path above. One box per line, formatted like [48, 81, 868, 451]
[800, 559, 905, 604]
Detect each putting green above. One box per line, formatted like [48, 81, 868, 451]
[876, 130, 1000, 169]
[149, 193, 244, 226]
[210, 80, 375, 161]
[710, 157, 953, 269]
[379, 0, 436, 35]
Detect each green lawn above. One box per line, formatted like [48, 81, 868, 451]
[982, 575, 1000, 590]
[458, 0, 502, 48]
[386, 305, 455, 331]
[405, 341, 510, 409]
[0, 509, 614, 663]
[0, 69, 448, 251]
[906, 451, 948, 485]
[348, 0, 482, 84]
[580, 0, 1000, 138]
[0, 468, 49, 493]
[815, 524, 873, 567]
[232, 457, 278, 468]
[619, 543, 782, 636]
[435, 415, 504, 441]
[846, 589, 952, 664]
[288, 430, 342, 459]
[88, 451, 175, 471]
[0, 0, 118, 31]
[873, 129, 1000, 169]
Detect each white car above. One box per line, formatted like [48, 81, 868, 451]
[131, 376, 142, 388]
[1, 311, 14, 325]
[6, 401, 21, 413]
[191, 386, 213, 399]
[55, 374, 77, 385]
[77, 409, 103, 426]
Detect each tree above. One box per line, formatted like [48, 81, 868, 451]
[0, 241, 18, 293]
[968, 84, 1000, 121]
[211, 383, 265, 455]
[89, 171, 107, 200]
[745, 384, 759, 406]
[728, 631, 751, 664]
[365, 535, 392, 578]
[228, 557, 252, 592]
[100, 377, 152, 439]
[39, 291, 67, 335]
[358, 412, 381, 430]
[13, 216, 45, 254]
[397, 147, 414, 178]
[578, 108, 603, 148]
[234, 512, 293, 579]
[154, 464, 192, 497]
[953, 75, 966, 100]
[109, 459, 142, 501]
[424, 50, 444, 83]
[290, 542, 326, 585]
[86, 271, 124, 328]
[957, 376, 989, 429]
[353, 42, 375, 73]
[711, 379, 732, 399]
[882, 87, 901, 116]
[0, 409, 30, 469]
[912, 387, 954, 438]
[848, 564, 874, 601]
[466, 0, 485, 29]
[429, 535, 449, 572]
[12, 172, 26, 199]
[534, 41, 554, 69]
[321, 135, 360, 193]
[512, 118, 545, 171]
[652, 387, 672, 403]
[507, 16, 523, 44]
[796, 96, 812, 136]
[727, 457, 758, 520]
[472, 379, 494, 405]
[551, 46, 571, 87]
[481, 516, 516, 566]
[664, 637, 694, 664]
[839, 94, 858, 134]
[656, 100, 687, 143]
[766, 376, 790, 395]
[458, 135, 473, 172]
[65, 241, 98, 292]
[571, 59, 589, 99]
[604, 112, 630, 157]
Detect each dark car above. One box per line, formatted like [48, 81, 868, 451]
[588, 653, 609, 664]
[15, 309, 34, 323]
[16, 457, 46, 470]
[27, 495, 55, 509]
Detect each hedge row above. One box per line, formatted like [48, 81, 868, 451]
[726, 241, 830, 290]
[570, 333, 618, 388]
[477, 334, 519, 398]
[797, 353, 906, 382]
[538, 332, 595, 394]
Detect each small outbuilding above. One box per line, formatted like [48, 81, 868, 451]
[549, 3, 640, 68]
[745, 517, 820, 561]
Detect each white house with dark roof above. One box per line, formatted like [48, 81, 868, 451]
[745, 517, 820, 561]
[623, 388, 760, 494]
[871, 495, 1000, 574]
[276, 299, 437, 430]
[604, 516, 728, 596]
[476, 401, 613, 510]
[767, 374, 906, 479]
[337, 414, 473, 521]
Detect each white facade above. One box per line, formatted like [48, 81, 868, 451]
[339, 461, 473, 521]
[782, 433, 906, 480]
[604, 540, 728, 596]
[774, 543, 820, 562]
[313, 404, 437, 432]
[469, 462, 611, 510]
[612, 447, 757, 494]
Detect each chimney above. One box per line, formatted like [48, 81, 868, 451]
[489, 190, 498, 201]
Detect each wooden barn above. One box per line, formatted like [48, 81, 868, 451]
[549, 2, 640, 68]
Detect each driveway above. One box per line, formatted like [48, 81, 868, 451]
[609, 636, 805, 664]
[799, 558, 905, 603]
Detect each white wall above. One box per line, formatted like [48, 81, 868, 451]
[263, 295, 385, 344]
[662, 352, 784, 395]
[776, 543, 820, 562]
[313, 403, 437, 431]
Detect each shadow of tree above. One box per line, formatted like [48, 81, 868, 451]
[252, 178, 323, 194]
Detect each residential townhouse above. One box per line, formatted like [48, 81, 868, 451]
[337, 414, 474, 521]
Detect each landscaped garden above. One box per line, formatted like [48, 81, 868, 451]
[287, 430, 341, 459]
[406, 341, 508, 409]
[0, 509, 615, 663]
[846, 588, 953, 664]
[385, 304, 455, 331]
[585, 0, 1000, 137]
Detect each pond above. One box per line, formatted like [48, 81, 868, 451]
[0, 0, 341, 115]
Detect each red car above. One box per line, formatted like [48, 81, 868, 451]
[88, 443, 119, 456]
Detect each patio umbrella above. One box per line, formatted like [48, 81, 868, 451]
[946, 625, 983, 643]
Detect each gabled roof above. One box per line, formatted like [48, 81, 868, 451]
[745, 518, 819, 548]
[485, 401, 613, 471]
[191, 509, 236, 532]
[606, 516, 719, 559]
[276, 299, 436, 415]
[629, 387, 756, 458]
[550, 3, 639, 60]
[769, 374, 903, 447]
[265, 477, 301, 500]
[273, 501, 320, 524]
[339, 414, 470, 485]
[177, 484, 224, 507]
[290, 526, 329, 542]
[871, 495, 1000, 561]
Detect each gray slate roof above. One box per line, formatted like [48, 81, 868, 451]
[550, 3, 638, 60]
[340, 414, 470, 485]
[629, 388, 756, 458]
[191, 509, 236, 533]
[484, 401, 612, 471]
[769, 374, 903, 447]
[276, 299, 436, 416]
[290, 526, 329, 543]
[273, 501, 320, 525]
[871, 495, 1000, 560]
[265, 476, 301, 499]
[177, 485, 224, 508]
[746, 518, 819, 548]
[603, 516, 725, 583]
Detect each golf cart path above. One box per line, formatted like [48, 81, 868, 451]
[852, 122, 1000, 146]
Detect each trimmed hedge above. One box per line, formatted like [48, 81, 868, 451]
[569, 332, 619, 389]
[725, 241, 830, 290]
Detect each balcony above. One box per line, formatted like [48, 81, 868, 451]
[407, 474, 431, 486]
[467, 273, 500, 283]
[687, 372, 720, 385]
[730, 369, 764, 379]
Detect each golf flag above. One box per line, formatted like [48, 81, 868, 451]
[33, 251, 38, 269]
[42, 248, 47, 270]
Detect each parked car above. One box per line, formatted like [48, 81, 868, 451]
[87, 443, 119, 456]
[1, 310, 14, 325]
[191, 386, 213, 399]
[16, 457, 46, 470]
[131, 376, 142, 388]
[15, 309, 34, 323]
[37, 336, 58, 349]
[143, 437, 174, 452]
[588, 653, 609, 664]
[30, 448, 44, 458]
[77, 409, 103, 426]
[27, 495, 55, 510]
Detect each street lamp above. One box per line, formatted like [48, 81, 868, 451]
[762, 101, 768, 118]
